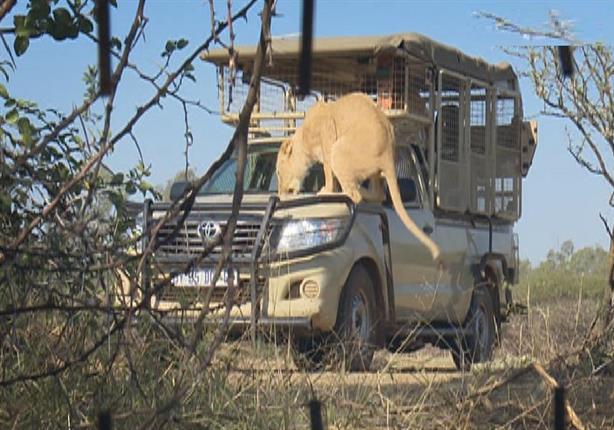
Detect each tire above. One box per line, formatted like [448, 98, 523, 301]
[331, 264, 378, 371]
[483, 270, 503, 345]
[451, 286, 496, 371]
[290, 264, 378, 372]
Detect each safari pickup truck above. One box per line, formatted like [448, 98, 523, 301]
[126, 33, 537, 371]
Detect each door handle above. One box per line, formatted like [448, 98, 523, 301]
[422, 224, 434, 235]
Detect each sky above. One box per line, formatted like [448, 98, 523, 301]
[4, 0, 614, 263]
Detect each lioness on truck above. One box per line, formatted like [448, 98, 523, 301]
[119, 33, 538, 371]
[276, 92, 442, 263]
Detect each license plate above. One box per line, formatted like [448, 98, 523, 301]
[171, 268, 237, 288]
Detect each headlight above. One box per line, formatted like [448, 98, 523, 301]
[271, 218, 349, 254]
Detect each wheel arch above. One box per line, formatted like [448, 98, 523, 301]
[475, 254, 507, 329]
[354, 257, 389, 316]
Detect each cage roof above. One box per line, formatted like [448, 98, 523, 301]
[201, 32, 518, 86]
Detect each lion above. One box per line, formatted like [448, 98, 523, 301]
[276, 92, 441, 262]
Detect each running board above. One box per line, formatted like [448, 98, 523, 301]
[388, 323, 470, 347]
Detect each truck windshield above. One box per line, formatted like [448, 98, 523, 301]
[198, 143, 324, 195]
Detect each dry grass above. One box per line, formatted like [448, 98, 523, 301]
[4, 294, 611, 428]
[193, 294, 614, 429]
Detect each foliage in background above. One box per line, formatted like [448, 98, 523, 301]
[516, 240, 608, 304]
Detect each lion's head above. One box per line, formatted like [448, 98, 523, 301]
[276, 128, 309, 195]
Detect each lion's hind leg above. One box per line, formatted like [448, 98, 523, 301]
[329, 137, 367, 203]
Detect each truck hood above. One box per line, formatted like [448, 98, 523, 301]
[194, 193, 278, 205]
[189, 192, 353, 219]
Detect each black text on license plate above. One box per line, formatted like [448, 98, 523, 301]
[172, 268, 237, 287]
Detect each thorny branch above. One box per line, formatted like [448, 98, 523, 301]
[0, 0, 264, 396]
[0, 0, 258, 267]
[133, 6, 275, 425]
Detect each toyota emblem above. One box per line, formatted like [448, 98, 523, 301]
[197, 220, 222, 245]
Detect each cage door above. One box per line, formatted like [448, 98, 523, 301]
[436, 71, 468, 212]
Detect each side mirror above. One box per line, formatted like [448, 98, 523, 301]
[384, 178, 417, 205]
[170, 181, 190, 201]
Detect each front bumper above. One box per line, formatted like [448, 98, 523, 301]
[148, 245, 355, 333]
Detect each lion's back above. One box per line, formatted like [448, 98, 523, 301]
[331, 92, 393, 150]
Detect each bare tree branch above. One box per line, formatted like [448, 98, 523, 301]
[0, 0, 258, 267]
[0, 0, 16, 23]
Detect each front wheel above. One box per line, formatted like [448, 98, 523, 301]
[332, 264, 378, 371]
[290, 264, 378, 372]
[451, 286, 496, 371]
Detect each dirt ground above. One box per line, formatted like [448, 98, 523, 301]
[212, 336, 614, 429]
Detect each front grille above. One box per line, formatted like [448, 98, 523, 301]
[159, 286, 246, 304]
[155, 218, 264, 259]
[157, 277, 266, 305]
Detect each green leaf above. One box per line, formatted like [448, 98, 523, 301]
[110, 173, 124, 186]
[110, 37, 122, 51]
[17, 117, 35, 145]
[125, 182, 137, 195]
[16, 99, 35, 109]
[106, 190, 124, 211]
[67, 23, 80, 39]
[177, 39, 188, 50]
[43, 16, 54, 34]
[139, 180, 154, 193]
[52, 8, 72, 26]
[50, 8, 74, 40]
[0, 84, 8, 99]
[13, 16, 28, 37]
[5, 109, 19, 124]
[163, 40, 178, 56]
[29, 0, 51, 20]
[78, 16, 93, 33]
[17, 116, 32, 133]
[14, 36, 29, 56]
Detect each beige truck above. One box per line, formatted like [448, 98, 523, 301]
[133, 34, 538, 371]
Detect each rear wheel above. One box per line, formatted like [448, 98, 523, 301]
[451, 286, 496, 371]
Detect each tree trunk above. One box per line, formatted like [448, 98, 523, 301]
[601, 235, 614, 332]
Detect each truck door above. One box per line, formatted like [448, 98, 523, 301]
[384, 145, 440, 322]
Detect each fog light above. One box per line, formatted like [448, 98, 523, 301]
[301, 280, 320, 299]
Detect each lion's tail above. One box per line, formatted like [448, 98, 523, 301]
[382, 163, 441, 262]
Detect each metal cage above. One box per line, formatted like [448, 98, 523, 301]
[204, 34, 533, 222]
